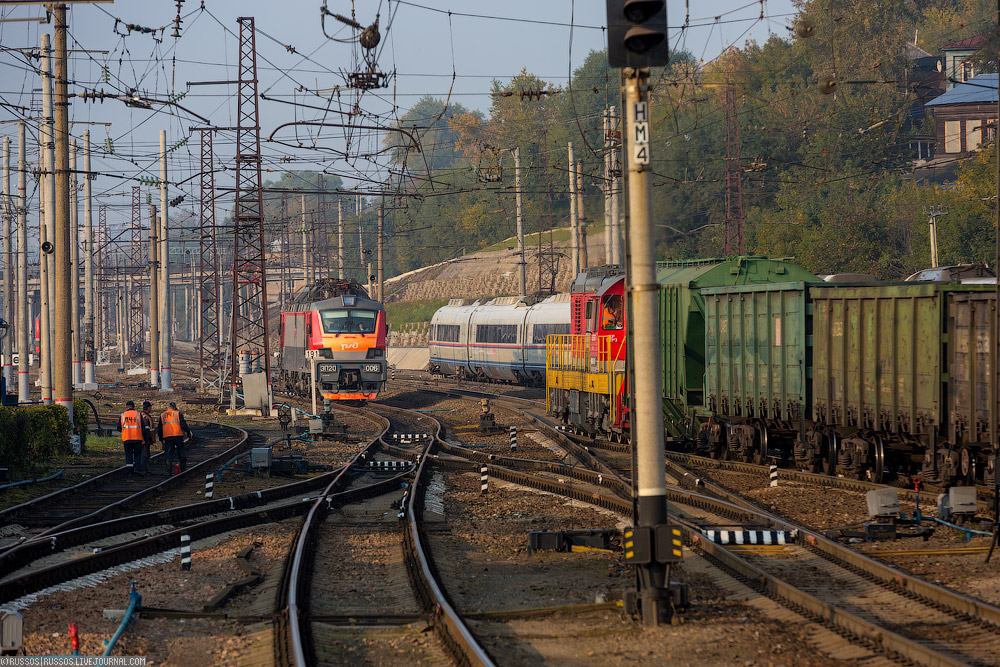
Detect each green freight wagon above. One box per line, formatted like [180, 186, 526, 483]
[809, 282, 999, 483]
[702, 282, 811, 463]
[947, 291, 1000, 484]
[656, 257, 817, 438]
[701, 279, 996, 483]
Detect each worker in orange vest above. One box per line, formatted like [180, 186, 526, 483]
[157, 401, 192, 475]
[118, 401, 152, 475]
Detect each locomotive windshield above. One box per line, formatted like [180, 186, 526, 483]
[320, 309, 378, 334]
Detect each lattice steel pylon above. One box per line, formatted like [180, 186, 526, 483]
[128, 186, 145, 358]
[199, 129, 223, 390]
[723, 49, 744, 256]
[317, 173, 330, 280]
[229, 16, 272, 410]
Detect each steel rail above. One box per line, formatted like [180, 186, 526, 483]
[0, 419, 250, 533]
[0, 461, 352, 578]
[369, 402, 496, 666]
[435, 400, 1000, 666]
[285, 411, 391, 666]
[435, 450, 987, 667]
[0, 475, 408, 605]
[405, 441, 495, 667]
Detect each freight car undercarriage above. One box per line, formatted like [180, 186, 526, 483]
[699, 419, 995, 486]
[553, 387, 993, 486]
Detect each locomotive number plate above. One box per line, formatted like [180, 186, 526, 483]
[363, 364, 381, 373]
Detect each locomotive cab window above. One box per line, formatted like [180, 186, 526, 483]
[602, 294, 623, 330]
[321, 309, 378, 334]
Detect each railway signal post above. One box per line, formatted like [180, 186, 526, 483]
[608, 0, 676, 627]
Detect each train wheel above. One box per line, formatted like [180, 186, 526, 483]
[822, 432, 839, 476]
[867, 435, 885, 483]
[960, 446, 976, 485]
[752, 422, 769, 465]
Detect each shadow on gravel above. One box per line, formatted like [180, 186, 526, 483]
[379, 390, 446, 410]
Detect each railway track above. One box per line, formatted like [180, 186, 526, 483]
[280, 404, 494, 666]
[407, 382, 1000, 666]
[0, 420, 250, 537]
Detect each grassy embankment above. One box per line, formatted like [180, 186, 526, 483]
[386, 299, 449, 329]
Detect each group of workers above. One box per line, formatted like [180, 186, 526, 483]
[118, 400, 193, 476]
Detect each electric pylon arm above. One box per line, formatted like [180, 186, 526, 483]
[266, 121, 422, 153]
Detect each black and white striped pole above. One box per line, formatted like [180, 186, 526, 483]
[769, 464, 779, 488]
[180, 533, 191, 570]
[204, 473, 214, 499]
[480, 464, 488, 494]
[509, 425, 517, 452]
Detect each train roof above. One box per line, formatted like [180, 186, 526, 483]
[284, 279, 381, 312]
[905, 263, 995, 282]
[571, 266, 625, 296]
[288, 279, 371, 305]
[656, 256, 818, 288]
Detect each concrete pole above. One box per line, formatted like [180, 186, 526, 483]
[16, 122, 28, 402]
[52, 6, 74, 424]
[577, 160, 588, 270]
[149, 204, 160, 388]
[82, 131, 96, 387]
[608, 107, 624, 266]
[366, 262, 373, 297]
[603, 110, 612, 266]
[929, 215, 939, 268]
[117, 257, 125, 373]
[377, 203, 384, 303]
[2, 137, 11, 387]
[624, 68, 669, 626]
[514, 147, 525, 296]
[39, 32, 52, 405]
[300, 194, 308, 289]
[568, 142, 578, 277]
[337, 199, 345, 280]
[159, 131, 173, 391]
[69, 140, 80, 387]
[358, 201, 364, 277]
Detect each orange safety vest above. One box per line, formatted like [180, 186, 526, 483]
[120, 409, 143, 442]
[161, 408, 184, 438]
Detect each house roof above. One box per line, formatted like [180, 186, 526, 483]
[942, 35, 986, 50]
[926, 73, 997, 106]
[904, 43, 933, 60]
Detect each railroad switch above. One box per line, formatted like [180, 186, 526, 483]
[528, 529, 619, 553]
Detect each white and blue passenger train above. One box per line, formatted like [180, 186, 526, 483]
[428, 294, 571, 384]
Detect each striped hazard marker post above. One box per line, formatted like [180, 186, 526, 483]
[180, 533, 192, 570]
[204, 473, 215, 499]
[509, 426, 517, 452]
[769, 464, 779, 488]
[480, 464, 488, 494]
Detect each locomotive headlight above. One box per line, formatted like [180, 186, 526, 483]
[318, 363, 338, 373]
